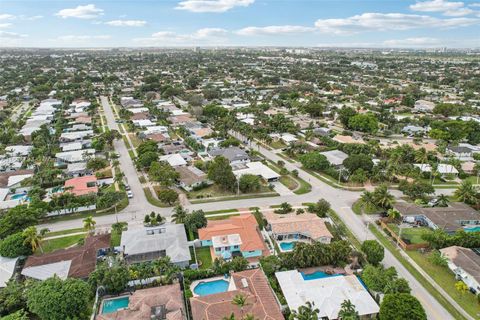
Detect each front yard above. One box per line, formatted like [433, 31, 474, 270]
[40, 234, 86, 254]
[387, 224, 431, 245]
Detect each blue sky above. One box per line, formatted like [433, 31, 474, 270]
[1, 0, 479, 47]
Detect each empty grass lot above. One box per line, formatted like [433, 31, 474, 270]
[40, 234, 85, 254]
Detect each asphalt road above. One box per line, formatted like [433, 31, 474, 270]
[37, 97, 463, 320]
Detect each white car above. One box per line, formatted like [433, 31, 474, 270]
[127, 191, 133, 198]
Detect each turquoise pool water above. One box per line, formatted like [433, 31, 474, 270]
[11, 194, 27, 200]
[465, 226, 480, 232]
[279, 242, 296, 251]
[194, 279, 229, 296]
[301, 271, 342, 281]
[102, 296, 129, 314]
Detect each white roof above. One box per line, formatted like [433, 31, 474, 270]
[8, 174, 32, 187]
[61, 142, 83, 152]
[128, 107, 149, 114]
[133, 119, 155, 127]
[55, 149, 95, 163]
[281, 133, 298, 142]
[145, 125, 168, 134]
[212, 234, 242, 248]
[320, 150, 348, 166]
[0, 256, 18, 287]
[5, 145, 33, 157]
[21, 260, 71, 280]
[159, 154, 187, 167]
[60, 130, 93, 141]
[414, 163, 458, 174]
[233, 161, 280, 181]
[0, 189, 8, 201]
[120, 224, 190, 264]
[276, 270, 379, 319]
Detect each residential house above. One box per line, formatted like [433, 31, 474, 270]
[208, 147, 250, 165]
[120, 224, 191, 266]
[4, 145, 32, 157]
[232, 161, 280, 182]
[320, 150, 348, 168]
[159, 154, 187, 167]
[98, 284, 186, 320]
[276, 270, 379, 320]
[0, 157, 23, 173]
[56, 149, 95, 164]
[175, 166, 210, 191]
[440, 246, 480, 294]
[190, 269, 283, 320]
[394, 202, 480, 233]
[402, 125, 428, 136]
[198, 214, 268, 262]
[64, 175, 98, 196]
[414, 100, 435, 113]
[0, 256, 18, 288]
[60, 130, 93, 142]
[22, 234, 110, 280]
[332, 135, 365, 145]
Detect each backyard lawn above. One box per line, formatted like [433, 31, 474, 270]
[40, 234, 85, 254]
[408, 250, 480, 318]
[387, 224, 430, 244]
[195, 246, 213, 270]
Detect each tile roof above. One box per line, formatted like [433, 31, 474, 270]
[263, 212, 333, 241]
[98, 283, 185, 320]
[64, 175, 98, 196]
[22, 234, 110, 279]
[190, 269, 284, 320]
[198, 214, 267, 253]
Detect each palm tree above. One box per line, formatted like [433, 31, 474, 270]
[111, 222, 125, 235]
[338, 299, 359, 320]
[23, 226, 43, 253]
[83, 216, 96, 234]
[360, 191, 376, 213]
[373, 184, 395, 209]
[454, 181, 478, 205]
[232, 294, 249, 317]
[289, 301, 319, 320]
[387, 208, 401, 221]
[171, 205, 188, 224]
[437, 194, 449, 207]
[414, 148, 428, 166]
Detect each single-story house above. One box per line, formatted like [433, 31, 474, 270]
[208, 147, 250, 165]
[98, 283, 186, 320]
[232, 161, 280, 182]
[120, 224, 190, 267]
[264, 212, 333, 244]
[320, 150, 348, 168]
[159, 154, 187, 167]
[198, 214, 268, 262]
[4, 145, 33, 157]
[22, 234, 110, 280]
[276, 270, 379, 320]
[394, 202, 480, 233]
[0, 157, 23, 173]
[332, 135, 365, 144]
[175, 166, 211, 191]
[56, 149, 95, 164]
[64, 175, 98, 196]
[60, 130, 93, 142]
[402, 125, 429, 136]
[414, 100, 435, 113]
[0, 256, 19, 287]
[190, 269, 283, 320]
[413, 163, 458, 176]
[447, 146, 474, 161]
[440, 246, 480, 294]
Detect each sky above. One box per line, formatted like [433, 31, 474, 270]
[1, 0, 480, 48]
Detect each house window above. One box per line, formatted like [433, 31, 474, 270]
[233, 245, 239, 249]
[215, 248, 221, 252]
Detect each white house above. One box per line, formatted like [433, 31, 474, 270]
[440, 246, 480, 294]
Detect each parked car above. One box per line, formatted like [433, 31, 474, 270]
[125, 183, 130, 190]
[127, 190, 133, 198]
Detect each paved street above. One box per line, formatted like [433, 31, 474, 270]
[37, 97, 464, 320]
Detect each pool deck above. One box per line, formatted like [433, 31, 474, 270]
[299, 266, 348, 275]
[277, 239, 310, 253]
[190, 275, 237, 297]
[99, 295, 130, 315]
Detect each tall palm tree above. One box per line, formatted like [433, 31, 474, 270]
[23, 226, 43, 253]
[360, 191, 376, 212]
[83, 216, 96, 234]
[171, 205, 188, 224]
[289, 301, 319, 320]
[338, 299, 359, 320]
[454, 181, 478, 205]
[387, 208, 401, 221]
[414, 148, 428, 166]
[437, 194, 450, 207]
[373, 184, 395, 209]
[232, 294, 249, 317]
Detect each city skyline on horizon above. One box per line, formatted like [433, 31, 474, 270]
[1, 0, 480, 48]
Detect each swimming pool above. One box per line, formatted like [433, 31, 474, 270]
[193, 279, 229, 296]
[279, 242, 296, 251]
[11, 193, 27, 200]
[101, 296, 129, 314]
[464, 226, 480, 232]
[301, 271, 342, 281]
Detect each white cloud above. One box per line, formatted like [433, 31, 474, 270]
[56, 4, 104, 19]
[18, 15, 43, 21]
[0, 14, 15, 20]
[175, 0, 254, 13]
[57, 35, 111, 41]
[0, 23, 12, 28]
[105, 20, 147, 27]
[236, 25, 314, 36]
[383, 37, 440, 46]
[410, 0, 475, 16]
[0, 31, 27, 39]
[314, 12, 479, 34]
[134, 28, 228, 45]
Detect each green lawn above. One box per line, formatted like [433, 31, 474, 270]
[270, 140, 286, 149]
[195, 246, 213, 270]
[187, 184, 273, 199]
[280, 175, 298, 190]
[387, 224, 430, 245]
[144, 187, 171, 207]
[207, 213, 240, 221]
[369, 225, 468, 320]
[205, 209, 239, 215]
[352, 199, 382, 215]
[408, 250, 480, 318]
[293, 176, 312, 195]
[45, 228, 85, 237]
[40, 234, 85, 253]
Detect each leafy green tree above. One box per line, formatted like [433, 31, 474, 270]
[361, 240, 384, 265]
[455, 281, 468, 294]
[0, 309, 29, 320]
[0, 280, 26, 316]
[0, 205, 45, 239]
[398, 180, 435, 201]
[208, 156, 237, 191]
[274, 202, 293, 214]
[307, 199, 331, 217]
[384, 278, 412, 294]
[338, 299, 359, 320]
[185, 210, 207, 233]
[136, 151, 159, 169]
[361, 265, 410, 293]
[348, 114, 378, 133]
[338, 107, 357, 127]
[437, 194, 449, 207]
[88, 263, 130, 294]
[157, 188, 178, 205]
[238, 174, 261, 193]
[26, 276, 92, 320]
[379, 293, 426, 320]
[289, 301, 319, 320]
[149, 161, 179, 187]
[387, 209, 401, 221]
[86, 158, 109, 171]
[0, 232, 32, 257]
[299, 152, 330, 171]
[96, 191, 124, 209]
[343, 154, 374, 173]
